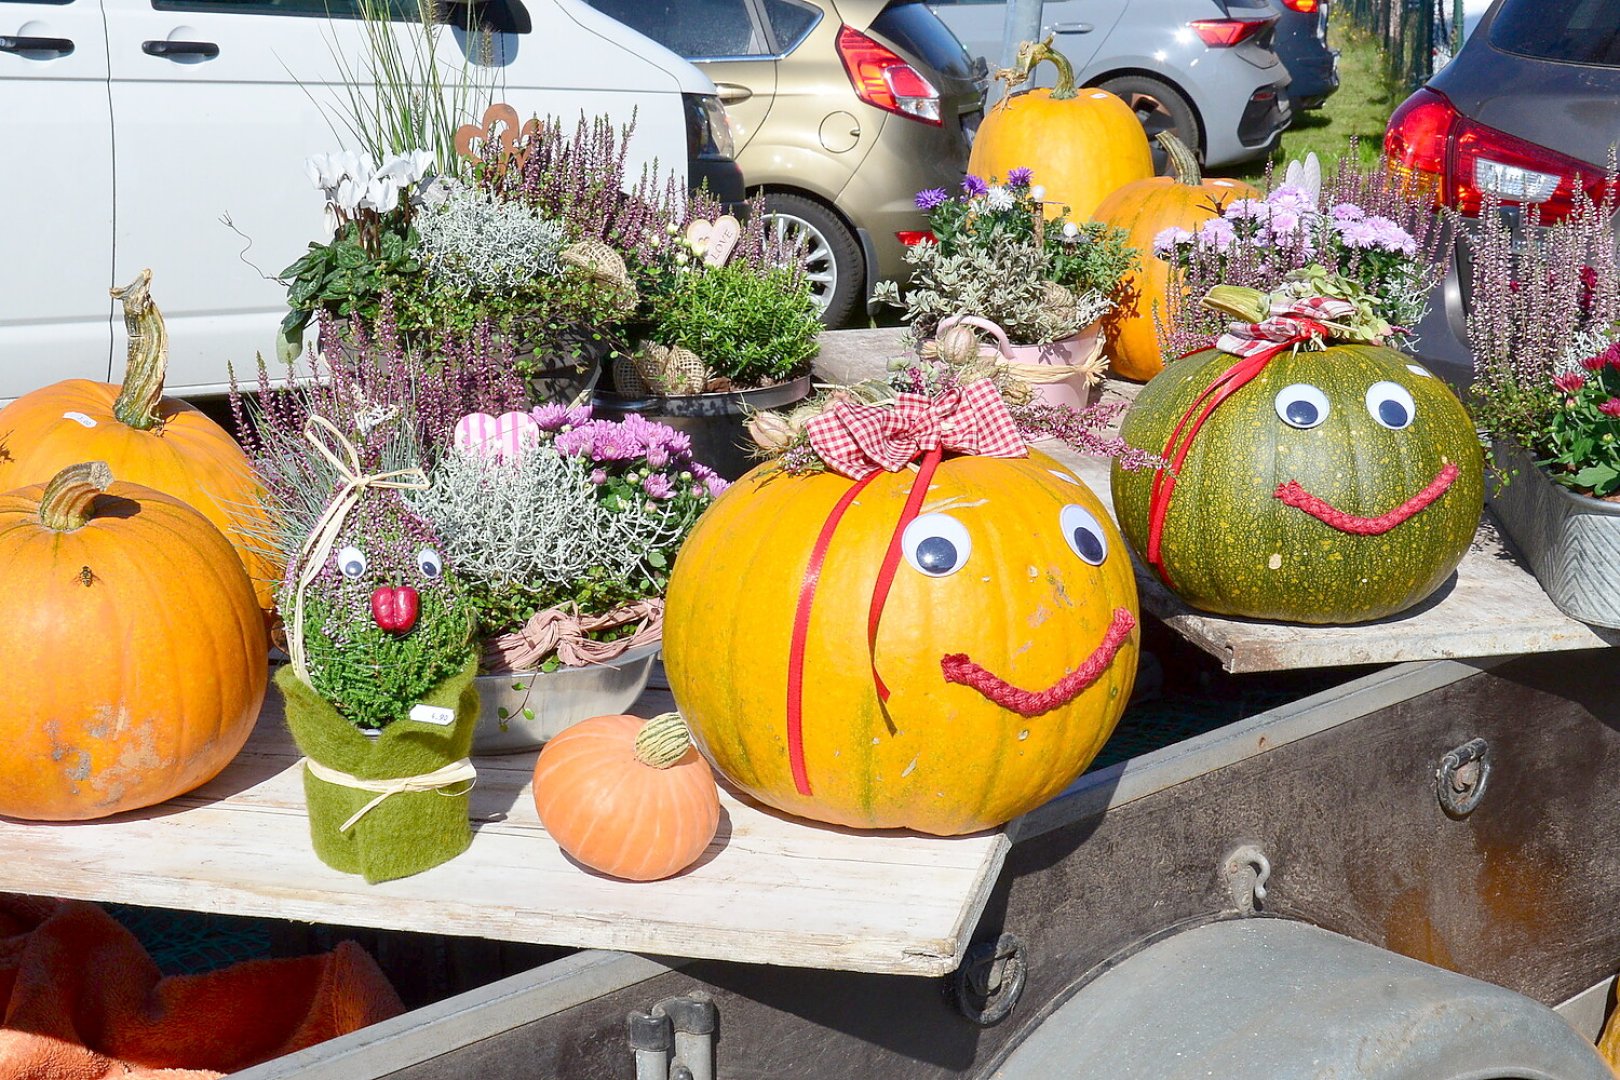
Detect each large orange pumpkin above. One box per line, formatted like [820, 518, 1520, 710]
[1093, 134, 1258, 382]
[0, 271, 278, 617]
[0, 461, 268, 820]
[533, 712, 721, 881]
[968, 38, 1153, 222]
[664, 449, 1139, 836]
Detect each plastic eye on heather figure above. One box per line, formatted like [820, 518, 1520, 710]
[416, 548, 444, 579]
[336, 545, 368, 579]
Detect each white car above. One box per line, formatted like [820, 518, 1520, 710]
[0, 0, 739, 399]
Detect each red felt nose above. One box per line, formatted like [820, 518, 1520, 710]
[371, 586, 419, 633]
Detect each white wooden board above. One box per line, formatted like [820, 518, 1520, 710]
[0, 683, 1008, 978]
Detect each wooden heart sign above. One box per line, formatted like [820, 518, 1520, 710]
[685, 214, 741, 266]
[453, 103, 542, 179]
[454, 411, 541, 462]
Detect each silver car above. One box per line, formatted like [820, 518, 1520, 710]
[928, 0, 1292, 171]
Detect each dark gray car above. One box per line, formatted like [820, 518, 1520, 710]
[1385, 0, 1620, 386]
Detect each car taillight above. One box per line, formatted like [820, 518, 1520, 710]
[1188, 17, 1272, 47]
[836, 25, 941, 126]
[896, 230, 935, 246]
[1385, 86, 1609, 221]
[1281, 0, 1319, 11]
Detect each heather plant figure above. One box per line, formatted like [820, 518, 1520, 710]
[1467, 179, 1620, 499]
[1157, 149, 1452, 357]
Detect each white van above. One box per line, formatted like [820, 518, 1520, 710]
[0, 0, 739, 398]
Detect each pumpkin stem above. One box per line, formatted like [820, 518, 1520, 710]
[110, 269, 169, 431]
[634, 712, 696, 770]
[996, 34, 1077, 102]
[1158, 132, 1202, 186]
[38, 462, 113, 532]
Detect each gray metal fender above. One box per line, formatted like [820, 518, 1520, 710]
[991, 918, 1613, 1080]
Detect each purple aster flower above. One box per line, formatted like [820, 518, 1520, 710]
[1329, 202, 1367, 223]
[1221, 198, 1268, 222]
[531, 403, 569, 430]
[1265, 184, 1315, 213]
[563, 405, 593, 428]
[961, 174, 988, 197]
[1554, 372, 1587, 394]
[1334, 217, 1382, 249]
[1153, 226, 1195, 257]
[703, 474, 730, 498]
[590, 426, 639, 462]
[554, 427, 594, 456]
[914, 187, 950, 211]
[589, 467, 608, 485]
[644, 473, 674, 500]
[664, 429, 693, 457]
[646, 445, 670, 469]
[1006, 166, 1034, 188]
[1195, 216, 1238, 253]
[1364, 215, 1417, 256]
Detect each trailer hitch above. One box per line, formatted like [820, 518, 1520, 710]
[628, 992, 716, 1080]
[1436, 737, 1491, 818]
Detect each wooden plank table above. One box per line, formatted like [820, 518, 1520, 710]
[0, 680, 1008, 978]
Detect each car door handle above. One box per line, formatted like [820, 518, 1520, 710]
[142, 39, 219, 58]
[0, 35, 75, 55]
[714, 82, 752, 105]
[1050, 21, 1094, 33]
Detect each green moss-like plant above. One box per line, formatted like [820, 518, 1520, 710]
[643, 263, 821, 387]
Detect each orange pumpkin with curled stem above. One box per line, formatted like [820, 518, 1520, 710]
[533, 713, 721, 881]
[0, 461, 268, 821]
[1092, 133, 1259, 382]
[968, 36, 1153, 221]
[0, 271, 278, 618]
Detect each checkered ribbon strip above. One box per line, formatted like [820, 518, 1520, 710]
[1214, 296, 1357, 358]
[804, 379, 1026, 480]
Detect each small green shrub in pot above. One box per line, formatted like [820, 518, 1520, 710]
[640, 261, 822, 392]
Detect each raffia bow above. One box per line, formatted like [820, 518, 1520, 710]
[484, 599, 664, 673]
[288, 415, 431, 685]
[803, 378, 1026, 480]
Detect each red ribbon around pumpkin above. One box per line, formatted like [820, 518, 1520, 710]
[1144, 297, 1356, 589]
[785, 380, 1027, 797]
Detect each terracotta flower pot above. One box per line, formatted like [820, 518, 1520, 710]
[937, 315, 1102, 410]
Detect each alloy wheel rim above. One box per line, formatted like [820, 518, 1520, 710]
[767, 211, 837, 312]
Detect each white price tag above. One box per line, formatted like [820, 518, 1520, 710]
[408, 704, 456, 727]
[63, 412, 97, 428]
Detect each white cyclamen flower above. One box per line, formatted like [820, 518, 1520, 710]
[360, 176, 399, 214]
[305, 153, 340, 191]
[332, 150, 364, 184]
[333, 177, 364, 214]
[986, 185, 1016, 211]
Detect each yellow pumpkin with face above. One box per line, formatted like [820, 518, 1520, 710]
[663, 449, 1139, 836]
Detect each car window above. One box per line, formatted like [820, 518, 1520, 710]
[1490, 0, 1620, 65]
[584, 0, 768, 58]
[149, 0, 420, 18]
[762, 0, 818, 53]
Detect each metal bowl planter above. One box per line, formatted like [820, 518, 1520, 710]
[471, 642, 663, 754]
[1488, 440, 1620, 629]
[591, 376, 814, 481]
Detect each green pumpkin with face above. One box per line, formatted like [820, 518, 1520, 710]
[1111, 343, 1484, 624]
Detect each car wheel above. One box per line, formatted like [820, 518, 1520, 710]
[761, 193, 864, 329]
[1095, 75, 1201, 176]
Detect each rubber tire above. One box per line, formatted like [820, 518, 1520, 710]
[761, 192, 864, 329]
[1095, 75, 1201, 177]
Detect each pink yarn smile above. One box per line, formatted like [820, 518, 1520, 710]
[1273, 462, 1460, 536]
[940, 607, 1137, 718]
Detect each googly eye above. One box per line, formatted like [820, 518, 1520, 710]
[336, 545, 368, 579]
[417, 548, 444, 579]
[1366, 381, 1416, 430]
[1274, 384, 1331, 429]
[1060, 504, 1109, 566]
[901, 513, 971, 578]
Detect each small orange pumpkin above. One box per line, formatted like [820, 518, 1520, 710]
[0, 461, 268, 821]
[1093, 133, 1258, 381]
[968, 37, 1153, 221]
[533, 713, 721, 881]
[0, 271, 278, 617]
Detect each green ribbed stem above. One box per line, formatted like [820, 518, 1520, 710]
[109, 269, 169, 431]
[634, 712, 695, 769]
[38, 462, 113, 532]
[1158, 132, 1202, 185]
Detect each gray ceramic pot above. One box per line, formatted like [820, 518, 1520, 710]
[471, 642, 662, 754]
[1488, 441, 1620, 629]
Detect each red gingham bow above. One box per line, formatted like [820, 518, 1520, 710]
[1214, 296, 1357, 359]
[804, 379, 1027, 480]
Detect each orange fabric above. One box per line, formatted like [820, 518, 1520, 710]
[0, 896, 404, 1079]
